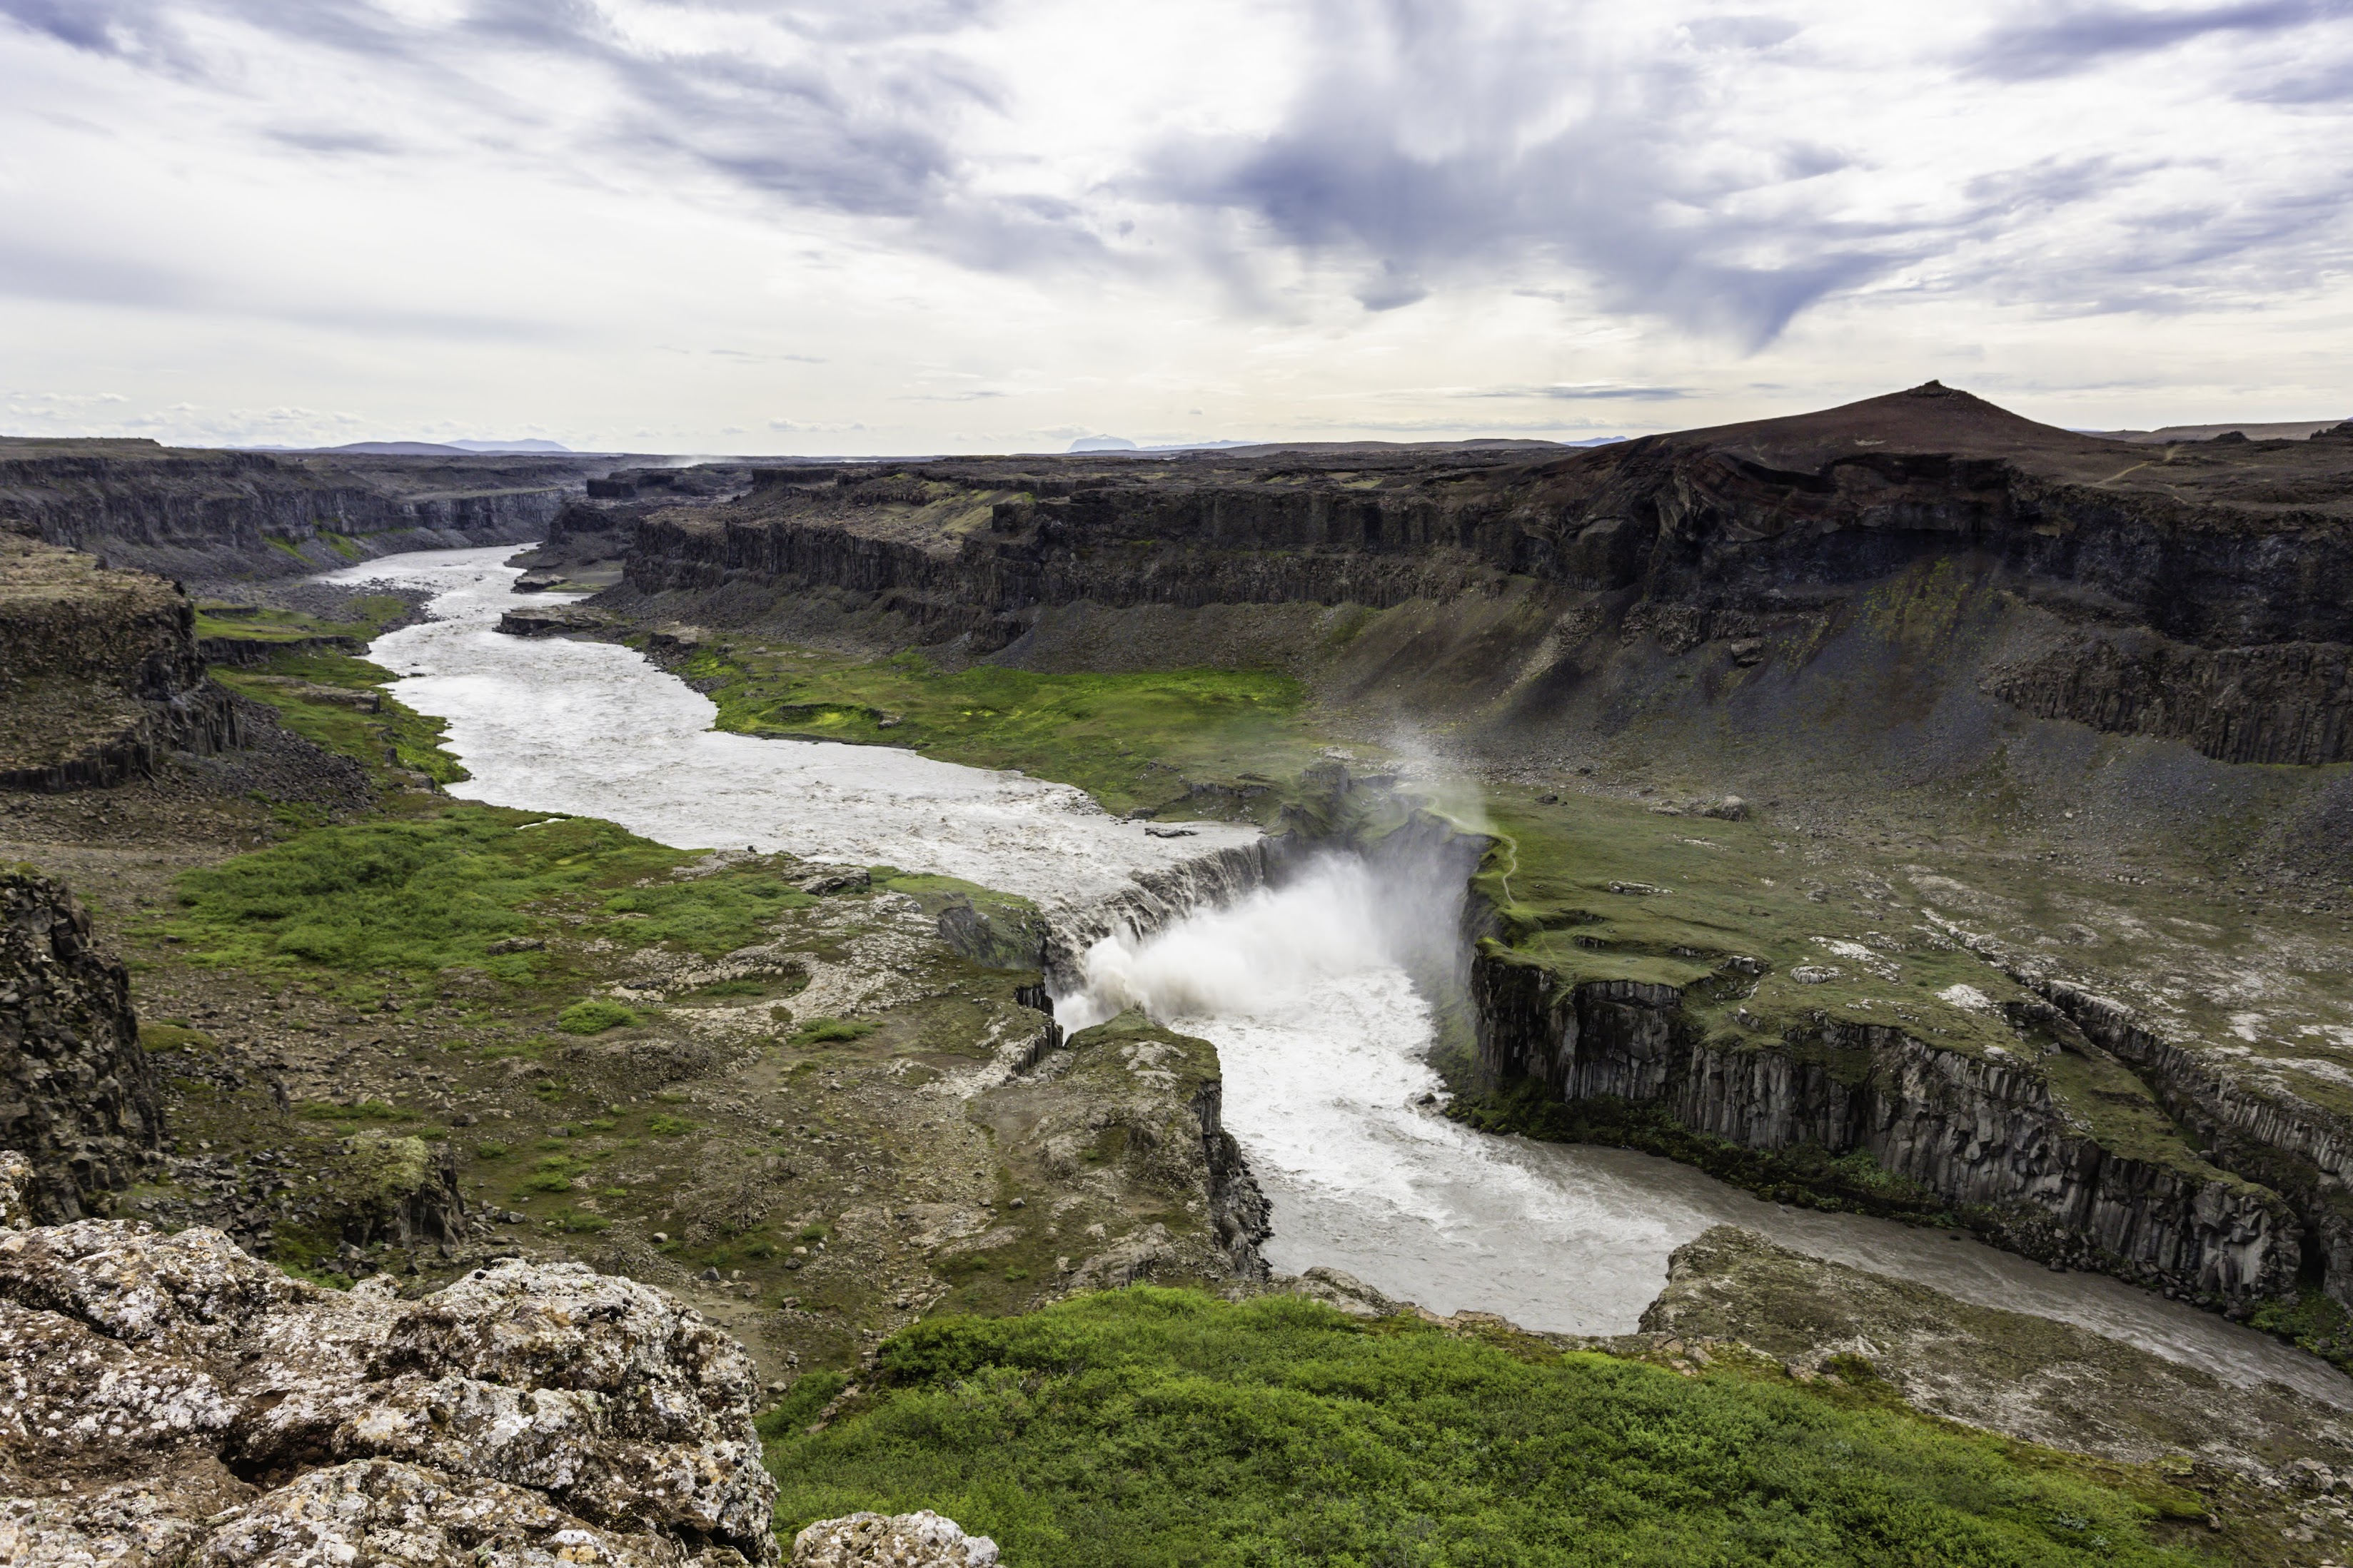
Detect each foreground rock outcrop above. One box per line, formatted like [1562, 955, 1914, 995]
[0, 869, 161, 1222]
[0, 1155, 778, 1565]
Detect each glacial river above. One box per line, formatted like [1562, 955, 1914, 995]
[331, 545, 2353, 1405]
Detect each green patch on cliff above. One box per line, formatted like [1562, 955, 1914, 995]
[767, 1286, 2212, 1567]
[1461, 788, 2249, 1196]
[193, 594, 413, 644]
[665, 643, 1331, 818]
[211, 647, 469, 787]
[167, 806, 818, 976]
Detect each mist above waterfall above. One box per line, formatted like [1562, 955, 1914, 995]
[1055, 855, 1402, 1034]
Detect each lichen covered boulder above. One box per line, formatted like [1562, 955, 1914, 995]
[0, 1179, 777, 1565]
[791, 1511, 999, 1567]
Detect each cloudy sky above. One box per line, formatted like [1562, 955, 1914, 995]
[2, 0, 2347, 454]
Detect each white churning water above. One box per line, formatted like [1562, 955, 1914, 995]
[334, 545, 2353, 1406]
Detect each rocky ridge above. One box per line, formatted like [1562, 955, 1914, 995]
[597, 384, 2353, 767]
[0, 439, 628, 587]
[0, 537, 241, 791]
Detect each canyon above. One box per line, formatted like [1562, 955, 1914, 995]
[9, 384, 2353, 1560]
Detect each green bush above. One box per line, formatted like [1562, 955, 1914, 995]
[558, 1000, 637, 1035]
[648, 1113, 696, 1137]
[767, 1288, 2207, 1568]
[792, 1016, 874, 1046]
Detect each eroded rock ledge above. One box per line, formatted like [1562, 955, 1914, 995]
[0, 1155, 778, 1566]
[0, 537, 241, 792]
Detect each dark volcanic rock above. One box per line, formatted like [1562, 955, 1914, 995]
[0, 437, 625, 584]
[495, 603, 617, 637]
[1469, 954, 2297, 1302]
[611, 382, 2353, 762]
[0, 869, 161, 1221]
[0, 536, 242, 790]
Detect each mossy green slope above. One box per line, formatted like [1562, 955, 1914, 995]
[165, 805, 815, 978]
[663, 642, 1335, 819]
[767, 1287, 2212, 1567]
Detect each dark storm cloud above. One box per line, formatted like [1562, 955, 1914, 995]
[1968, 0, 2350, 79]
[1141, 1, 1900, 346]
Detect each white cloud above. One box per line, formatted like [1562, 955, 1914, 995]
[0, 0, 2346, 453]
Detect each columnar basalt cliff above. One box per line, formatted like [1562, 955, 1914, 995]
[0, 438, 625, 583]
[0, 871, 162, 1223]
[0, 535, 241, 789]
[1468, 951, 2298, 1301]
[2035, 979, 2353, 1304]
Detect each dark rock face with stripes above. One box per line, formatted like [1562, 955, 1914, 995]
[0, 869, 162, 1223]
[0, 437, 617, 585]
[0, 1179, 779, 1567]
[1469, 954, 2302, 1304]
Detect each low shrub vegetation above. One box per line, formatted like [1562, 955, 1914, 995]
[792, 1016, 875, 1046]
[767, 1288, 2209, 1567]
[168, 807, 815, 976]
[557, 999, 637, 1034]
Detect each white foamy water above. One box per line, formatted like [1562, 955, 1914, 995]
[331, 546, 2351, 1406]
[323, 547, 1256, 907]
[1059, 859, 2353, 1405]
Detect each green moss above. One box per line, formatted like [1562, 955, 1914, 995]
[792, 1017, 875, 1046]
[298, 1099, 409, 1123]
[167, 806, 815, 977]
[211, 648, 468, 787]
[767, 1286, 2210, 1567]
[557, 999, 637, 1035]
[673, 644, 1333, 819]
[2249, 1288, 2353, 1376]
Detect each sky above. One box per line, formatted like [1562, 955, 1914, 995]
[1, 0, 2348, 455]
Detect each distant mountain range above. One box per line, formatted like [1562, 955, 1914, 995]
[248, 439, 578, 456]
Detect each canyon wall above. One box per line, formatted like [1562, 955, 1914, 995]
[0, 438, 621, 583]
[610, 385, 2353, 762]
[1468, 951, 2299, 1303]
[0, 869, 162, 1222]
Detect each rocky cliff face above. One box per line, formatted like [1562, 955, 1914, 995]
[2037, 979, 2353, 1307]
[0, 1168, 777, 1567]
[1470, 951, 2298, 1302]
[0, 870, 162, 1222]
[610, 384, 2353, 762]
[0, 536, 241, 789]
[0, 437, 620, 585]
